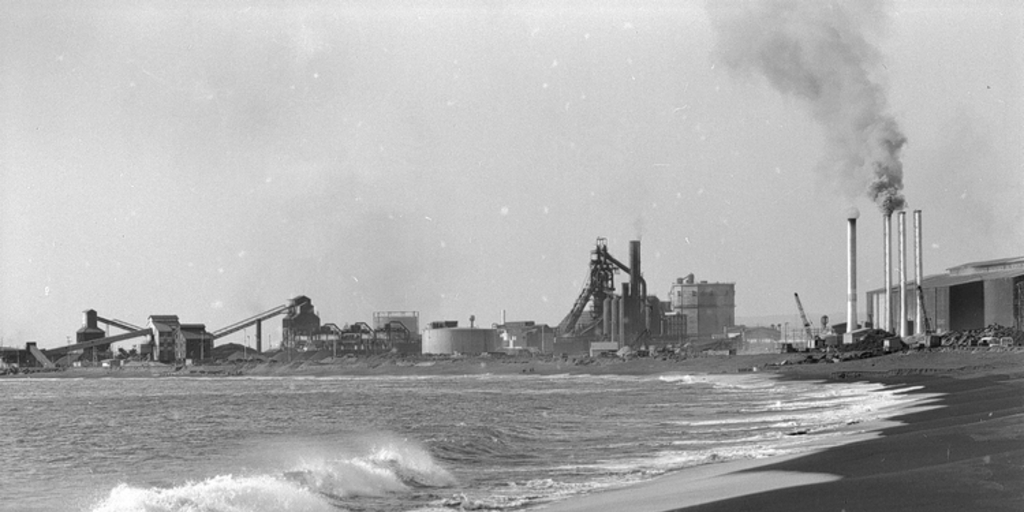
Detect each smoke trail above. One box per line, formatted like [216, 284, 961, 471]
[709, 0, 906, 214]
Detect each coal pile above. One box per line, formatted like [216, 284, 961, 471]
[940, 325, 1024, 348]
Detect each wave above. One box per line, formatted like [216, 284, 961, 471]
[90, 475, 334, 512]
[284, 436, 456, 497]
[656, 373, 779, 389]
[89, 434, 455, 512]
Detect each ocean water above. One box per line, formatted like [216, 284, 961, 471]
[0, 373, 923, 512]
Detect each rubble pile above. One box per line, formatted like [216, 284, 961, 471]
[940, 325, 1024, 348]
[840, 329, 894, 353]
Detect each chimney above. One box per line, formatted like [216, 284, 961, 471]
[914, 210, 924, 334]
[883, 213, 892, 332]
[629, 240, 642, 299]
[846, 209, 859, 331]
[898, 211, 907, 337]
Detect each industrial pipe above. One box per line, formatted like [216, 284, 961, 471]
[620, 283, 628, 347]
[610, 296, 619, 344]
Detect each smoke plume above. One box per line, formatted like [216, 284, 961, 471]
[709, 0, 906, 214]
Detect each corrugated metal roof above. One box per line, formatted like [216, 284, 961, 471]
[926, 269, 1024, 288]
[948, 255, 1024, 274]
[869, 268, 1024, 293]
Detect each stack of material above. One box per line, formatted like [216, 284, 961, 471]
[840, 329, 895, 353]
[940, 325, 1024, 348]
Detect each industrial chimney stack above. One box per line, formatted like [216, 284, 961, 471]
[846, 209, 859, 331]
[883, 214, 892, 332]
[898, 211, 907, 337]
[914, 210, 924, 334]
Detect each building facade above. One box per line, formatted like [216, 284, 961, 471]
[867, 256, 1024, 333]
[667, 275, 736, 338]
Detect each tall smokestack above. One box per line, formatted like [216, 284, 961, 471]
[914, 210, 924, 334]
[629, 240, 641, 299]
[846, 208, 859, 331]
[883, 213, 892, 332]
[898, 211, 907, 337]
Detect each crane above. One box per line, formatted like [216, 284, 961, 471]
[916, 285, 933, 333]
[793, 292, 819, 346]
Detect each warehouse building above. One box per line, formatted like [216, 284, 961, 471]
[867, 256, 1024, 333]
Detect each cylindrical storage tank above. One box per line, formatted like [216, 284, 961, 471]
[422, 328, 500, 354]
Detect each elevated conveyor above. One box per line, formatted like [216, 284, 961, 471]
[28, 343, 54, 368]
[45, 328, 153, 357]
[96, 316, 144, 332]
[212, 296, 310, 340]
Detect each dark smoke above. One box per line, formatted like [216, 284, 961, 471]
[709, 0, 907, 214]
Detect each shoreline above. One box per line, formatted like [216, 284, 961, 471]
[6, 349, 1023, 510]
[666, 372, 1024, 512]
[536, 376, 950, 512]
[540, 358, 1024, 512]
[5, 346, 1023, 380]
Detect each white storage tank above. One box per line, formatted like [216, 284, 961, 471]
[422, 327, 499, 354]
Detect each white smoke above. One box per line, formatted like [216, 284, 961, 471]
[709, 0, 906, 214]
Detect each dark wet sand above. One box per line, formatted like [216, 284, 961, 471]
[669, 372, 1024, 512]
[541, 355, 1024, 512]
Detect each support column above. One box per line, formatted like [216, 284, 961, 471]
[255, 320, 263, 354]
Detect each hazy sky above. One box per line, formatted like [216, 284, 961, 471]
[2, 1, 1021, 348]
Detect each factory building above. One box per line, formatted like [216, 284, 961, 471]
[867, 256, 1024, 333]
[554, 239, 736, 354]
[76, 310, 108, 360]
[666, 274, 736, 338]
[373, 311, 419, 335]
[147, 315, 214, 364]
[281, 296, 321, 349]
[498, 320, 556, 353]
[176, 324, 214, 362]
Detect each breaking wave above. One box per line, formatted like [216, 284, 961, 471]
[91, 475, 333, 512]
[89, 434, 455, 512]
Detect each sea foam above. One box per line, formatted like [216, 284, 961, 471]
[89, 434, 455, 512]
[90, 475, 333, 512]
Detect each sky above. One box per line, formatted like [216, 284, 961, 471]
[2, 0, 1021, 349]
